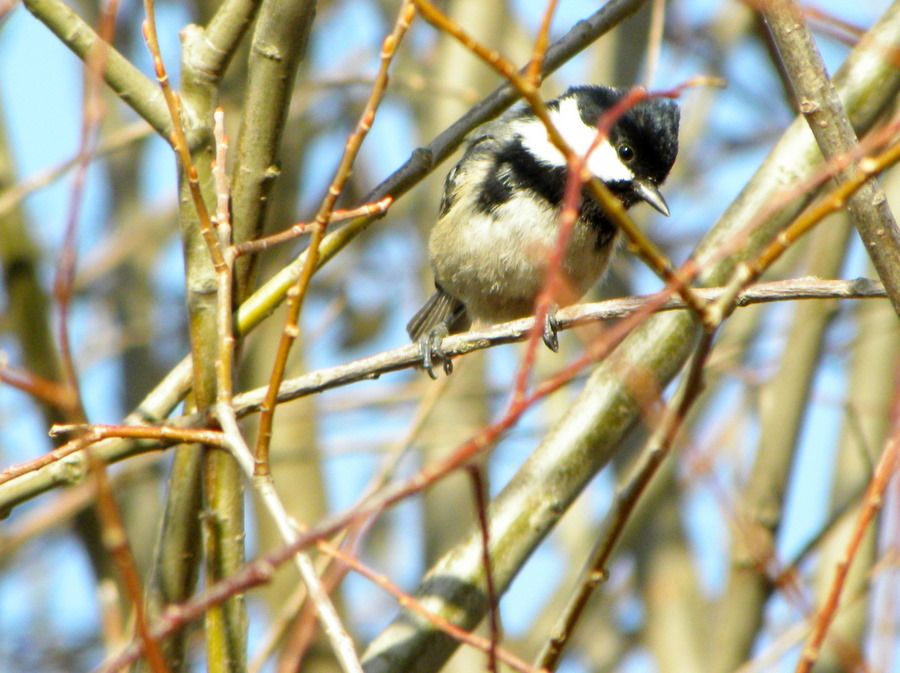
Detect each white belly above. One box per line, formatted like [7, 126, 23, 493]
[429, 194, 615, 323]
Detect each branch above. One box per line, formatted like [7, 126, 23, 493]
[226, 0, 315, 300]
[0, 277, 885, 516]
[795, 387, 899, 673]
[231, 278, 884, 413]
[184, 0, 261, 83]
[252, 0, 416, 474]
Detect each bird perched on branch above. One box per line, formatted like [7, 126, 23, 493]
[407, 85, 680, 377]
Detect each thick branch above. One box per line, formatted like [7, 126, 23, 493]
[228, 0, 316, 299]
[763, 0, 900, 314]
[186, 0, 262, 83]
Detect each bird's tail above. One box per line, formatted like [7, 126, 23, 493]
[406, 286, 469, 342]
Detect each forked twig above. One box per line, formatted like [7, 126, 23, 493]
[234, 197, 393, 257]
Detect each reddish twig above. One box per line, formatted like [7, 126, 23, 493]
[321, 539, 542, 673]
[467, 465, 500, 673]
[233, 197, 393, 257]
[0, 359, 79, 411]
[511, 87, 655, 401]
[0, 423, 225, 487]
[89, 453, 170, 673]
[794, 374, 900, 673]
[253, 1, 416, 475]
[53, 0, 121, 421]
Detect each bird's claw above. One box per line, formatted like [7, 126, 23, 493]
[420, 327, 453, 379]
[542, 309, 560, 353]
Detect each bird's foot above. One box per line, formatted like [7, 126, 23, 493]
[542, 308, 560, 353]
[419, 325, 453, 379]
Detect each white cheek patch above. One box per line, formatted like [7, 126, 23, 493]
[513, 116, 566, 168]
[584, 138, 634, 184]
[515, 95, 635, 184]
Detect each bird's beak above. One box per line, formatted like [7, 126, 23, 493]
[633, 179, 670, 217]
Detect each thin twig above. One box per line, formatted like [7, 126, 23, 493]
[321, 539, 543, 673]
[0, 421, 226, 495]
[511, 152, 583, 404]
[53, 0, 121, 422]
[215, 411, 365, 673]
[232, 278, 885, 414]
[0, 121, 151, 219]
[233, 197, 393, 257]
[253, 1, 416, 474]
[794, 377, 900, 673]
[526, 0, 559, 85]
[467, 465, 500, 673]
[140, 0, 224, 273]
[536, 331, 715, 671]
[89, 453, 171, 673]
[0, 358, 78, 411]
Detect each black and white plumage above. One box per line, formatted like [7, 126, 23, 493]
[407, 85, 680, 377]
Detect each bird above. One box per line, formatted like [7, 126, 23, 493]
[407, 85, 680, 378]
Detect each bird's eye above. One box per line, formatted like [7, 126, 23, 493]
[617, 143, 635, 163]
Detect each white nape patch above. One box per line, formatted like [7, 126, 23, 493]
[513, 95, 635, 184]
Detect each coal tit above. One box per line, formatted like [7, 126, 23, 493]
[407, 85, 680, 377]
